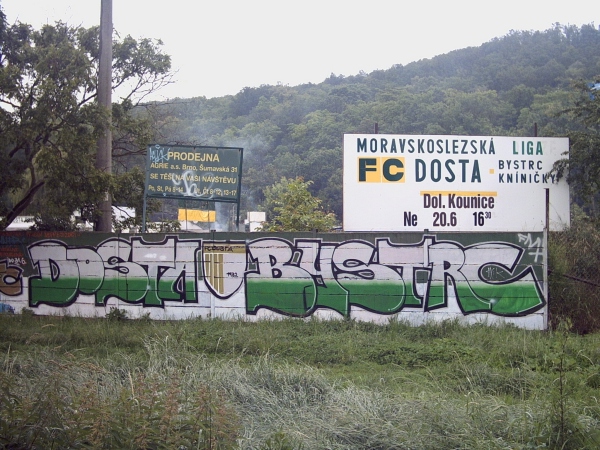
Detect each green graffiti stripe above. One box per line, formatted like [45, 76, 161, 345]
[339, 280, 405, 313]
[315, 281, 349, 315]
[246, 278, 316, 316]
[95, 277, 148, 306]
[426, 284, 446, 309]
[456, 283, 543, 315]
[154, 278, 197, 304]
[30, 276, 79, 305]
[403, 282, 424, 307]
[185, 279, 197, 302]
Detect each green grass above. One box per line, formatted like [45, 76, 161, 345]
[2, 313, 600, 449]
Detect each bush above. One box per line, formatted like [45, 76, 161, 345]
[549, 218, 600, 333]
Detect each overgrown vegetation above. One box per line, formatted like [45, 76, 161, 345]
[548, 218, 600, 333]
[2, 314, 600, 449]
[259, 177, 338, 231]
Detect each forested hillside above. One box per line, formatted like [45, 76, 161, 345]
[147, 23, 600, 222]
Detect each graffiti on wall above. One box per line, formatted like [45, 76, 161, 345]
[0, 232, 545, 318]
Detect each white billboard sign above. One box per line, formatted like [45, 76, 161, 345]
[343, 134, 570, 232]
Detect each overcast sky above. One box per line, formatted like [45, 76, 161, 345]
[1, 1, 598, 101]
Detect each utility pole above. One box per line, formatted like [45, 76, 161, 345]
[96, 0, 113, 232]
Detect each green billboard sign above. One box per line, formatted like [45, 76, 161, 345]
[145, 144, 243, 203]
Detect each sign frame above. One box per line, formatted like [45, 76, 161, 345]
[142, 144, 243, 230]
[343, 134, 570, 232]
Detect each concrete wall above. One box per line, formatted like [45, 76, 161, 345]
[0, 230, 546, 328]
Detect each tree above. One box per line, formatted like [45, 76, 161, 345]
[0, 11, 172, 230]
[259, 177, 337, 232]
[552, 79, 600, 217]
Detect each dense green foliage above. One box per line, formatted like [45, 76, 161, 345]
[151, 24, 600, 221]
[551, 80, 600, 215]
[2, 314, 600, 448]
[0, 9, 172, 230]
[259, 177, 337, 231]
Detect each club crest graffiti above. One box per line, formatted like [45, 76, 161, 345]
[202, 242, 246, 298]
[0, 232, 545, 320]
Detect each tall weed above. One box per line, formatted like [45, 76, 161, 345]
[549, 219, 600, 333]
[2, 314, 600, 448]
